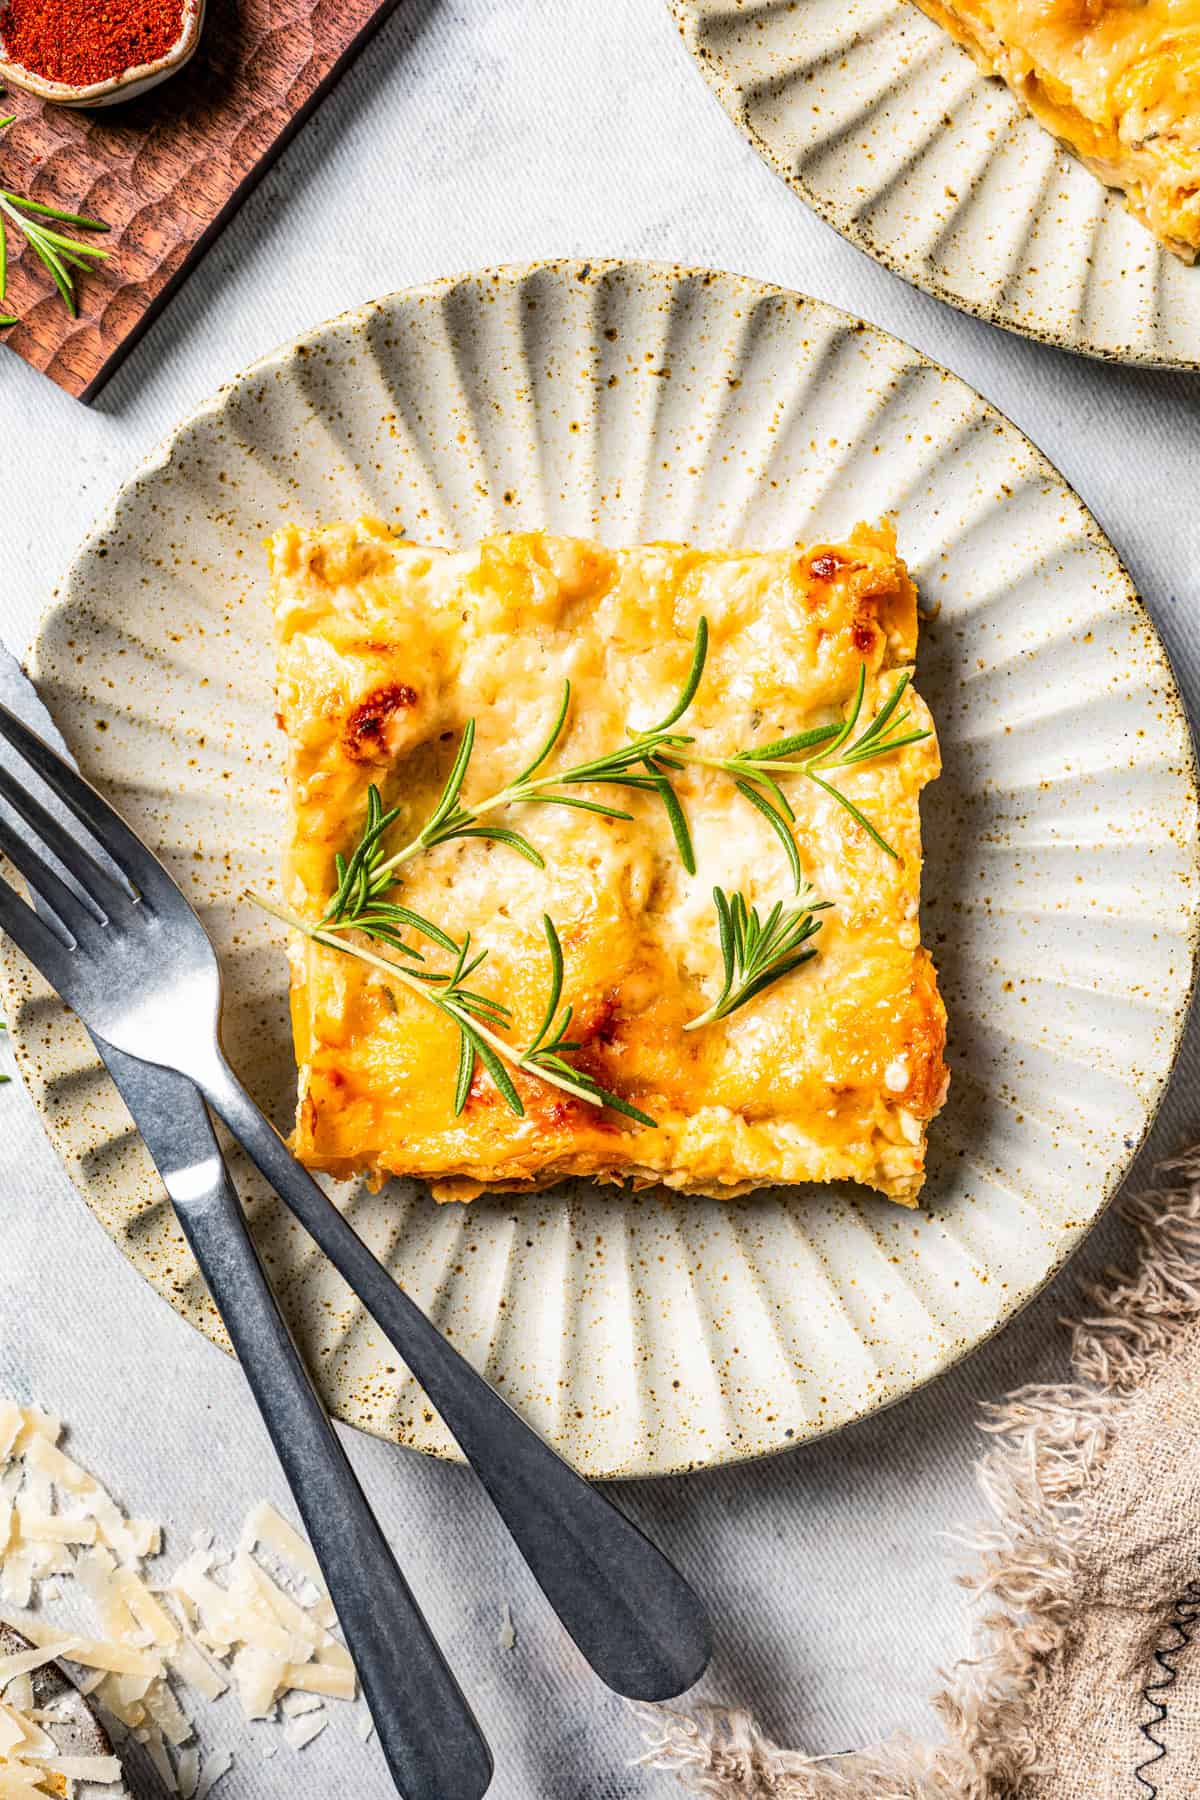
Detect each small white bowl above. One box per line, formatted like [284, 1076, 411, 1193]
[0, 0, 204, 107]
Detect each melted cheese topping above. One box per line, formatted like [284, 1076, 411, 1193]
[269, 523, 947, 1206]
[913, 0, 1200, 258]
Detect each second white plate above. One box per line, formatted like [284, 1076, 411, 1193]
[2, 261, 1196, 1476]
[670, 0, 1200, 367]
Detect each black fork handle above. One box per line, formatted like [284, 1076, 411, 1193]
[197, 1053, 712, 1704]
[0, 656, 493, 1800]
[169, 1135, 494, 1800]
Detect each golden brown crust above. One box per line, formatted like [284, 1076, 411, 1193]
[270, 523, 947, 1206]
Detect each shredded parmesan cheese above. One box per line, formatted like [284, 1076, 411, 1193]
[0, 1643, 77, 1683]
[31, 1752, 123, 1782]
[165, 1642, 227, 1705]
[283, 1709, 327, 1751]
[241, 1505, 319, 1584]
[231, 1646, 287, 1720]
[3, 1681, 30, 1717]
[0, 1644, 123, 1789]
[0, 1398, 362, 1790]
[176, 1742, 200, 1798]
[0, 1552, 32, 1610]
[16, 1511, 96, 1548]
[280, 1690, 322, 1717]
[280, 1660, 355, 1701]
[195, 1746, 233, 1798]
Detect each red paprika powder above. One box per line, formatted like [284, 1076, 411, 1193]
[0, 0, 185, 87]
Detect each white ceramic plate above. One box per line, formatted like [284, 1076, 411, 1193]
[3, 261, 1196, 1478]
[669, 0, 1200, 368]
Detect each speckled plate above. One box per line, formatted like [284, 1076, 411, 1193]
[2, 261, 1196, 1479]
[669, 0, 1200, 367]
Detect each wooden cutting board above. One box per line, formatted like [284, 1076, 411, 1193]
[0, 0, 402, 400]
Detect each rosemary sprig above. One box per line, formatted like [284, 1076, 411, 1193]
[325, 636, 924, 930]
[0, 106, 111, 324]
[687, 666, 930, 876]
[685, 886, 830, 1030]
[319, 784, 476, 948]
[324, 620, 709, 928]
[252, 894, 655, 1128]
[516, 915, 656, 1124]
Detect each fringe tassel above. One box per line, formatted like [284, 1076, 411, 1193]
[636, 1150, 1200, 1798]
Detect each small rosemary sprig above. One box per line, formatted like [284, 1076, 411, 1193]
[252, 894, 656, 1128]
[515, 915, 655, 1124]
[323, 621, 709, 931]
[0, 111, 11, 329]
[685, 886, 831, 1030]
[318, 783, 502, 949]
[0, 104, 111, 324]
[687, 665, 930, 879]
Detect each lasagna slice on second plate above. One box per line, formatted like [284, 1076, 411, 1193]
[913, 0, 1200, 259]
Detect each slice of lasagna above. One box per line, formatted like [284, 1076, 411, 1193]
[912, 0, 1200, 259]
[267, 522, 947, 1207]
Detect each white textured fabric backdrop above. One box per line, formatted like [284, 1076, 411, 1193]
[1, 2, 1198, 1795]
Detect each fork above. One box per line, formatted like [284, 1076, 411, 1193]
[0, 668, 494, 1800]
[0, 706, 711, 1705]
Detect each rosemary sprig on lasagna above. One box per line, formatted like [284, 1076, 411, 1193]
[252, 893, 656, 1127]
[685, 887, 831, 1030]
[684, 665, 930, 878]
[517, 915, 655, 1124]
[324, 632, 923, 931]
[323, 618, 709, 917]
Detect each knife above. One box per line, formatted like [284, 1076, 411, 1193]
[0, 639, 495, 1800]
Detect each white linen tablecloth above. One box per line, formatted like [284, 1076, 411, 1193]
[1, 3, 1198, 1794]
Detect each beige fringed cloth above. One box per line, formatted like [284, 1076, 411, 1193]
[639, 1156, 1200, 1799]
